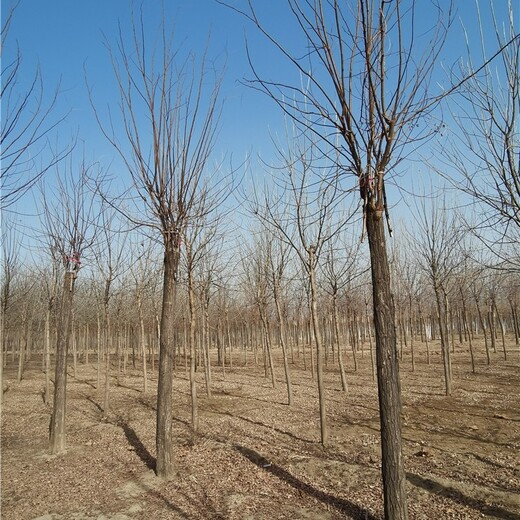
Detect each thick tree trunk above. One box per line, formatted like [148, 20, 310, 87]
[49, 271, 75, 454]
[365, 207, 408, 520]
[156, 242, 180, 478]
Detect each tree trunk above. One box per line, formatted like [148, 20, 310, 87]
[260, 310, 276, 388]
[365, 206, 408, 520]
[333, 294, 348, 391]
[103, 309, 111, 415]
[44, 306, 52, 404]
[460, 288, 475, 374]
[434, 286, 452, 396]
[49, 271, 75, 454]
[493, 300, 507, 360]
[273, 282, 292, 405]
[475, 299, 490, 365]
[308, 247, 327, 446]
[138, 297, 148, 394]
[156, 242, 180, 478]
[203, 299, 212, 397]
[188, 271, 198, 433]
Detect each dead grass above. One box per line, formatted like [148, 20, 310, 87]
[1, 338, 520, 519]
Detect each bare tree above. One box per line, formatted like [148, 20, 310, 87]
[183, 212, 224, 433]
[250, 129, 355, 446]
[223, 2, 464, 515]
[1, 2, 70, 210]
[0, 219, 21, 402]
[242, 232, 278, 389]
[443, 0, 520, 265]
[406, 194, 464, 396]
[39, 156, 99, 454]
[34, 239, 61, 405]
[92, 12, 224, 477]
[91, 207, 128, 415]
[129, 236, 161, 394]
[321, 235, 365, 389]
[266, 236, 294, 405]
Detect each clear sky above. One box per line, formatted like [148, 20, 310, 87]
[2, 0, 517, 256]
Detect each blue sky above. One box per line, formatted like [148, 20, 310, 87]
[2, 0, 518, 257]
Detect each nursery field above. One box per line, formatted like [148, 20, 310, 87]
[2, 341, 520, 520]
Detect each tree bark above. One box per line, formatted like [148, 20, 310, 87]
[156, 242, 180, 478]
[49, 271, 75, 454]
[365, 206, 408, 520]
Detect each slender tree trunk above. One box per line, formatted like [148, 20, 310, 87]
[509, 299, 519, 346]
[273, 283, 292, 405]
[44, 306, 52, 404]
[488, 304, 497, 354]
[333, 294, 348, 391]
[17, 308, 27, 382]
[138, 297, 148, 394]
[49, 271, 75, 454]
[188, 271, 198, 433]
[103, 309, 111, 415]
[203, 300, 212, 397]
[460, 288, 475, 374]
[365, 303, 376, 381]
[476, 298, 490, 365]
[434, 285, 452, 396]
[308, 247, 327, 446]
[260, 310, 276, 388]
[350, 318, 358, 372]
[493, 300, 507, 360]
[96, 313, 101, 390]
[72, 317, 77, 379]
[365, 207, 408, 520]
[156, 242, 180, 478]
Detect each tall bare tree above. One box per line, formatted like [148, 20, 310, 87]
[321, 235, 364, 390]
[250, 128, 355, 446]
[92, 12, 224, 477]
[406, 194, 464, 396]
[40, 156, 99, 454]
[223, 1, 465, 516]
[91, 207, 128, 415]
[443, 0, 520, 268]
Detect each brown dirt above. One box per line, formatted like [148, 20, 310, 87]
[2, 340, 520, 519]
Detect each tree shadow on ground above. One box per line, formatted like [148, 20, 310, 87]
[220, 410, 315, 445]
[407, 473, 520, 520]
[233, 443, 379, 520]
[116, 417, 156, 471]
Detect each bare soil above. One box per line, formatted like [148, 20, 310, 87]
[2, 340, 520, 519]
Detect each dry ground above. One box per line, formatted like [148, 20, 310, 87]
[1, 339, 520, 520]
